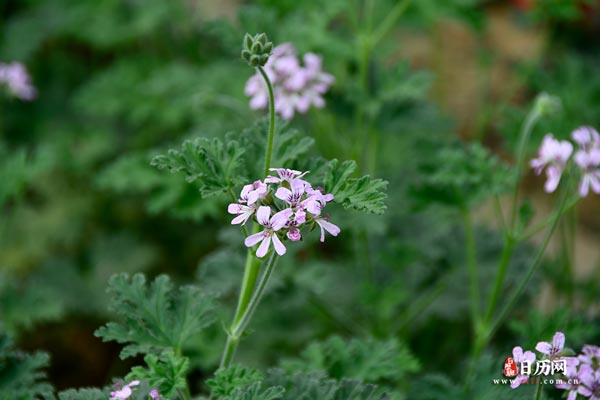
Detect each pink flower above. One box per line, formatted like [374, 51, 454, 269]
[305, 187, 334, 216]
[239, 180, 268, 205]
[0, 62, 37, 100]
[578, 345, 600, 368]
[149, 389, 161, 399]
[244, 206, 293, 258]
[110, 380, 140, 400]
[244, 43, 334, 120]
[579, 368, 600, 399]
[572, 127, 600, 197]
[536, 331, 565, 359]
[510, 346, 536, 389]
[315, 217, 340, 243]
[572, 126, 600, 151]
[228, 203, 256, 225]
[275, 178, 309, 208]
[530, 134, 573, 192]
[265, 168, 308, 184]
[556, 357, 586, 400]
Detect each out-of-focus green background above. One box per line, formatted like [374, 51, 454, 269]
[1, 0, 600, 397]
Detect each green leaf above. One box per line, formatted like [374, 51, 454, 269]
[94, 273, 216, 358]
[282, 336, 419, 385]
[265, 370, 391, 400]
[128, 352, 189, 399]
[151, 137, 246, 198]
[206, 365, 263, 397]
[323, 160, 388, 214]
[225, 382, 285, 400]
[411, 142, 512, 209]
[0, 329, 53, 400]
[57, 388, 108, 400]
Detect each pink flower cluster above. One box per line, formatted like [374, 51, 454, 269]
[110, 380, 161, 400]
[531, 126, 600, 197]
[244, 43, 334, 120]
[0, 62, 37, 100]
[110, 380, 139, 400]
[511, 331, 600, 399]
[228, 168, 340, 258]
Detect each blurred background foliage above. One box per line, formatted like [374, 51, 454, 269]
[1, 0, 600, 398]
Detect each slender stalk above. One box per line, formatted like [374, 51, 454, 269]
[463, 208, 480, 329]
[482, 236, 515, 326]
[219, 253, 278, 369]
[216, 64, 279, 373]
[534, 381, 543, 400]
[487, 191, 574, 339]
[371, 0, 412, 47]
[231, 253, 278, 338]
[258, 66, 276, 177]
[509, 108, 541, 231]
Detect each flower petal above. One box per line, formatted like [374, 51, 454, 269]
[553, 332, 565, 351]
[256, 206, 271, 226]
[244, 232, 264, 247]
[256, 235, 271, 258]
[272, 234, 287, 255]
[536, 341, 552, 355]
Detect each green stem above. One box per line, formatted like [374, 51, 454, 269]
[231, 253, 278, 337]
[463, 209, 480, 330]
[534, 380, 543, 400]
[487, 191, 574, 339]
[371, 0, 412, 47]
[219, 253, 278, 369]
[258, 66, 276, 177]
[482, 236, 515, 326]
[509, 108, 541, 232]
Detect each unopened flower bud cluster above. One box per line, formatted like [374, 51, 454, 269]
[228, 168, 340, 258]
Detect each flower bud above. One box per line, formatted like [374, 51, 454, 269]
[241, 32, 273, 68]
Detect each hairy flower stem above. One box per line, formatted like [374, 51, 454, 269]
[463, 209, 481, 331]
[258, 66, 276, 178]
[219, 253, 278, 369]
[534, 381, 543, 400]
[217, 66, 278, 374]
[482, 101, 543, 333]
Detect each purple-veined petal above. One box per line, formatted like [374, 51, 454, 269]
[553, 332, 565, 352]
[275, 187, 292, 203]
[256, 235, 271, 258]
[271, 208, 293, 231]
[256, 206, 271, 226]
[536, 341, 552, 355]
[272, 234, 286, 255]
[523, 350, 536, 364]
[580, 174, 591, 197]
[512, 346, 523, 362]
[316, 219, 340, 242]
[245, 232, 264, 247]
[544, 166, 562, 193]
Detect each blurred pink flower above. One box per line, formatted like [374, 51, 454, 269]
[0, 62, 37, 100]
[530, 134, 573, 193]
[245, 43, 334, 120]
